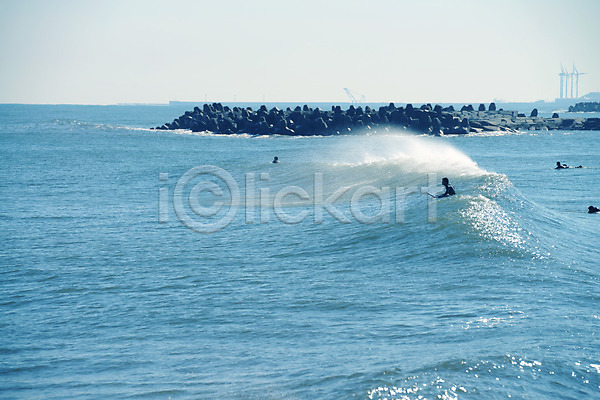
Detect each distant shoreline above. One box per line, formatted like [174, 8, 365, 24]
[0, 98, 596, 114]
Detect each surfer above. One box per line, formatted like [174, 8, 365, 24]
[588, 206, 600, 214]
[435, 177, 456, 198]
[556, 161, 583, 169]
[272, 156, 280, 164]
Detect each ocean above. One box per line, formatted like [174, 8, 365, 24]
[1, 104, 599, 399]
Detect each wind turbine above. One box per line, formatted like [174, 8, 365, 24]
[573, 65, 586, 99]
[569, 66, 575, 98]
[558, 65, 568, 99]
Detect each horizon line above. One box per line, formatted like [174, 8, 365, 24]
[0, 98, 593, 107]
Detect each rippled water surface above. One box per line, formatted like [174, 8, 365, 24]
[1, 105, 599, 399]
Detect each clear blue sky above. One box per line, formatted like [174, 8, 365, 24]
[0, 0, 598, 104]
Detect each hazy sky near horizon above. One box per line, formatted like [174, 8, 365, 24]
[1, 0, 599, 104]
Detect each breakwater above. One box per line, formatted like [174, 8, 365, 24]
[569, 102, 600, 112]
[154, 102, 600, 135]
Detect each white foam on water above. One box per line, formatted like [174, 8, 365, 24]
[326, 132, 487, 178]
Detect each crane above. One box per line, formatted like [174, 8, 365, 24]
[344, 88, 366, 104]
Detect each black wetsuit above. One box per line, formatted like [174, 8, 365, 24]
[437, 184, 456, 198]
[556, 164, 583, 169]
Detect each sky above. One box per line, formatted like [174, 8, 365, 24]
[0, 0, 599, 104]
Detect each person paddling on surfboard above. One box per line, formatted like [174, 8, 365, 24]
[555, 161, 583, 169]
[588, 206, 600, 214]
[272, 156, 280, 163]
[437, 177, 456, 198]
[428, 177, 455, 198]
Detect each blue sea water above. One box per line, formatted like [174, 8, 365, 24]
[1, 104, 599, 399]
